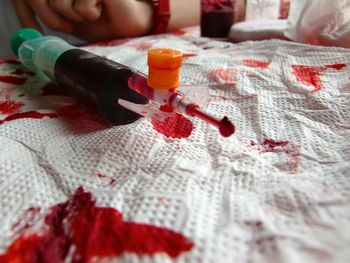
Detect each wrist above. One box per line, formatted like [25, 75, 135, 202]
[141, 0, 170, 34]
[133, 0, 154, 35]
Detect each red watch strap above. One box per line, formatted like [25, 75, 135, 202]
[147, 0, 170, 34]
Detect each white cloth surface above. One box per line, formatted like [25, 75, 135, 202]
[0, 32, 350, 262]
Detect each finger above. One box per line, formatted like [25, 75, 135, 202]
[73, 0, 103, 21]
[26, 0, 74, 33]
[11, 0, 43, 32]
[49, 0, 83, 22]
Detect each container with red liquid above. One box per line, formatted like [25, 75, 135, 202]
[201, 0, 236, 38]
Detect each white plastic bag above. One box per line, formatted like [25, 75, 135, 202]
[285, 0, 350, 48]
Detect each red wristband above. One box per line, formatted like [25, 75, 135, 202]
[146, 0, 170, 34]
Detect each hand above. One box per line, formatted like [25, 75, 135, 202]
[11, 0, 152, 40]
[73, 0, 154, 41]
[11, 0, 103, 33]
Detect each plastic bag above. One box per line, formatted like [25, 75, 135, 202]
[284, 0, 350, 48]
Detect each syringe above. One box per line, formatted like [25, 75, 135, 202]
[11, 29, 235, 137]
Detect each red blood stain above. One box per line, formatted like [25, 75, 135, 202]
[88, 38, 130, 47]
[250, 139, 300, 173]
[0, 187, 194, 262]
[250, 139, 289, 152]
[0, 75, 27, 85]
[262, 139, 289, 152]
[11, 207, 41, 235]
[0, 59, 20, 65]
[0, 100, 24, 115]
[243, 59, 270, 68]
[0, 111, 59, 125]
[57, 104, 94, 119]
[183, 53, 198, 58]
[128, 42, 153, 51]
[292, 63, 346, 93]
[152, 113, 193, 138]
[96, 173, 117, 186]
[324, 63, 346, 70]
[209, 68, 237, 84]
[159, 104, 174, 112]
[0, 105, 97, 126]
[209, 96, 229, 102]
[10, 68, 35, 76]
[42, 82, 70, 96]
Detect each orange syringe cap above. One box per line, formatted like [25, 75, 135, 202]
[147, 48, 183, 90]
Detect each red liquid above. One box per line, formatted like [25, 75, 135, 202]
[186, 104, 235, 137]
[0, 100, 24, 115]
[0, 111, 58, 124]
[0, 75, 27, 85]
[54, 49, 148, 125]
[243, 59, 270, 69]
[152, 113, 193, 139]
[292, 63, 346, 94]
[0, 187, 194, 262]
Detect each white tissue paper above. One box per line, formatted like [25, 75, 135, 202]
[0, 31, 350, 262]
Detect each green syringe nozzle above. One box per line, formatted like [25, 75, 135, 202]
[11, 28, 43, 57]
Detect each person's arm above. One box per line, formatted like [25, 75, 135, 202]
[11, 0, 200, 42]
[75, 0, 200, 41]
[167, 0, 200, 31]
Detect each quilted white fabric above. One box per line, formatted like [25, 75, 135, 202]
[0, 31, 350, 263]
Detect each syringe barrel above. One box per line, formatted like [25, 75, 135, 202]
[13, 29, 148, 125]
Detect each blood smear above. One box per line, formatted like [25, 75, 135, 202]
[0, 111, 59, 125]
[152, 113, 194, 138]
[0, 187, 194, 262]
[209, 68, 237, 84]
[0, 75, 27, 85]
[0, 100, 24, 115]
[292, 63, 346, 93]
[243, 59, 270, 68]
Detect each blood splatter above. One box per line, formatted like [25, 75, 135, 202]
[262, 139, 289, 152]
[0, 187, 194, 263]
[0, 59, 20, 65]
[96, 173, 117, 186]
[128, 42, 153, 51]
[11, 207, 41, 235]
[152, 113, 193, 138]
[209, 68, 237, 84]
[0, 111, 59, 125]
[0, 75, 27, 85]
[243, 59, 270, 68]
[0, 100, 24, 115]
[10, 68, 35, 77]
[183, 53, 198, 58]
[159, 104, 174, 113]
[250, 139, 300, 173]
[292, 63, 346, 93]
[88, 38, 130, 47]
[324, 64, 346, 70]
[209, 96, 229, 102]
[292, 65, 323, 93]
